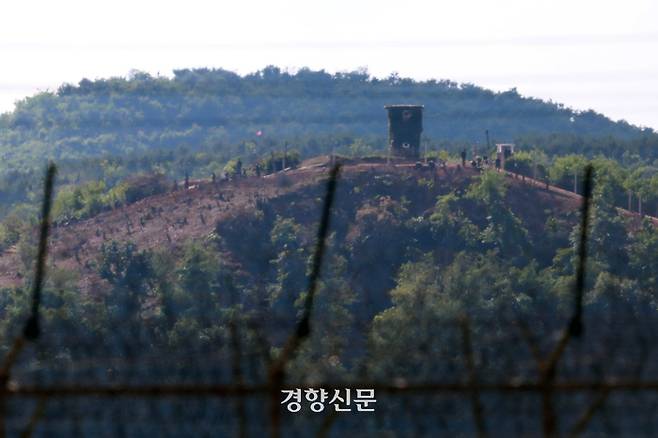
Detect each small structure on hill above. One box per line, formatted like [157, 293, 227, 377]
[385, 105, 424, 160]
[496, 143, 515, 169]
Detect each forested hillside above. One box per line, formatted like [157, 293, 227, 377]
[1, 66, 656, 175]
[1, 161, 657, 434]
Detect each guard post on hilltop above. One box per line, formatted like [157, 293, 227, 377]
[385, 105, 424, 160]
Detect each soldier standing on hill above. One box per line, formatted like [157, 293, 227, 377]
[236, 159, 243, 177]
[461, 149, 467, 166]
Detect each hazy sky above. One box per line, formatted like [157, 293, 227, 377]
[2, 0, 657, 129]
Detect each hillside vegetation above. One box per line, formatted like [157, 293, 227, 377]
[1, 66, 657, 175]
[1, 160, 657, 434]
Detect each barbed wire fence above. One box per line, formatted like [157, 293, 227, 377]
[0, 162, 657, 437]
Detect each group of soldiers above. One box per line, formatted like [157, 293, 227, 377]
[414, 158, 446, 171]
[409, 149, 504, 173]
[206, 159, 265, 185]
[460, 149, 501, 171]
[204, 159, 271, 187]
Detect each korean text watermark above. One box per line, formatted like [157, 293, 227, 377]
[281, 388, 376, 413]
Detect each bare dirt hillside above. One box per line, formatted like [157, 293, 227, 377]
[0, 156, 583, 290]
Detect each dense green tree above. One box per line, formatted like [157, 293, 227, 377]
[466, 170, 530, 259]
[268, 216, 308, 323]
[428, 191, 478, 256]
[549, 154, 589, 193]
[99, 241, 155, 334]
[628, 220, 658, 297]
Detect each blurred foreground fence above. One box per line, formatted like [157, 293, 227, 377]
[1, 163, 658, 437]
